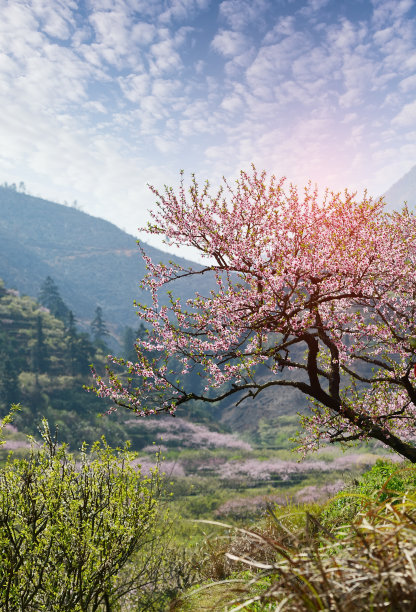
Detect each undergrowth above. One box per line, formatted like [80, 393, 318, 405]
[177, 459, 416, 611]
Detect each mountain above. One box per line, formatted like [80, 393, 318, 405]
[1, 170, 413, 444]
[0, 185, 308, 442]
[0, 186, 203, 338]
[383, 164, 416, 211]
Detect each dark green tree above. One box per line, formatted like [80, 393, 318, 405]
[39, 276, 70, 323]
[65, 310, 78, 376]
[65, 311, 96, 376]
[90, 306, 109, 350]
[122, 323, 147, 362]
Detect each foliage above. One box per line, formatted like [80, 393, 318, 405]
[91, 166, 416, 462]
[174, 461, 416, 611]
[180, 467, 416, 611]
[90, 305, 110, 350]
[0, 278, 133, 448]
[222, 491, 416, 611]
[38, 276, 70, 323]
[321, 458, 416, 527]
[0, 420, 167, 611]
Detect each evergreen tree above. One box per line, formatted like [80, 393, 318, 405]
[65, 310, 77, 376]
[39, 277, 70, 323]
[65, 311, 95, 375]
[90, 306, 109, 350]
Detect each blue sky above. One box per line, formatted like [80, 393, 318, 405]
[1, 0, 416, 255]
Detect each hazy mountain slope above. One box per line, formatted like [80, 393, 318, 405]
[383, 164, 416, 211]
[0, 187, 202, 334]
[1, 167, 413, 439]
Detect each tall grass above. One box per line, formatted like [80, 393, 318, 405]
[182, 460, 416, 611]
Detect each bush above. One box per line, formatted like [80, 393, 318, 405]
[225, 491, 416, 611]
[191, 463, 416, 611]
[0, 419, 167, 611]
[321, 459, 414, 527]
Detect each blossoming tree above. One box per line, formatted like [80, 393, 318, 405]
[92, 167, 416, 461]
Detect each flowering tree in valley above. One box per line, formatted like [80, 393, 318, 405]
[91, 167, 416, 461]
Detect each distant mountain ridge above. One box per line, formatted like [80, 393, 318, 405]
[1, 164, 414, 338]
[0, 186, 202, 337]
[383, 164, 416, 211]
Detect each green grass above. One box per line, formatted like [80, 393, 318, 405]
[171, 458, 416, 611]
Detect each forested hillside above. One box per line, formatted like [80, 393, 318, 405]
[0, 277, 233, 449]
[0, 278, 125, 446]
[0, 185, 308, 440]
[0, 184, 206, 337]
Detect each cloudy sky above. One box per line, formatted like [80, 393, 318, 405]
[1, 0, 416, 255]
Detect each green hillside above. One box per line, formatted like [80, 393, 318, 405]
[0, 278, 126, 447]
[0, 185, 203, 337]
[0, 278, 232, 450]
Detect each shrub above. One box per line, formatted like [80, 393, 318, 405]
[0, 419, 167, 611]
[195, 467, 416, 611]
[224, 491, 416, 611]
[321, 458, 414, 527]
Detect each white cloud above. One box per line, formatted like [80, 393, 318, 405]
[326, 18, 368, 52]
[131, 22, 157, 46]
[299, 0, 331, 17]
[263, 16, 296, 43]
[152, 78, 181, 97]
[211, 30, 248, 57]
[399, 74, 416, 92]
[405, 53, 416, 70]
[220, 94, 244, 112]
[158, 0, 210, 24]
[119, 72, 151, 102]
[392, 100, 416, 127]
[88, 9, 133, 67]
[149, 38, 183, 75]
[372, 26, 394, 45]
[246, 33, 309, 87]
[371, 0, 413, 27]
[291, 46, 340, 82]
[219, 0, 269, 30]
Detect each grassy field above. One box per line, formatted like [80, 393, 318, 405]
[170, 459, 416, 611]
[1, 415, 409, 610]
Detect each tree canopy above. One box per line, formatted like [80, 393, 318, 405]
[91, 167, 416, 462]
[39, 276, 70, 323]
[90, 306, 110, 349]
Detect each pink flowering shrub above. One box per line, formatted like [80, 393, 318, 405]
[1, 439, 30, 451]
[293, 480, 345, 504]
[215, 481, 345, 519]
[141, 444, 168, 453]
[215, 495, 288, 519]
[130, 457, 185, 479]
[125, 417, 252, 451]
[217, 454, 384, 484]
[91, 167, 416, 463]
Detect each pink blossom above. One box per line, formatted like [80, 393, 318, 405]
[125, 417, 252, 450]
[90, 167, 416, 462]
